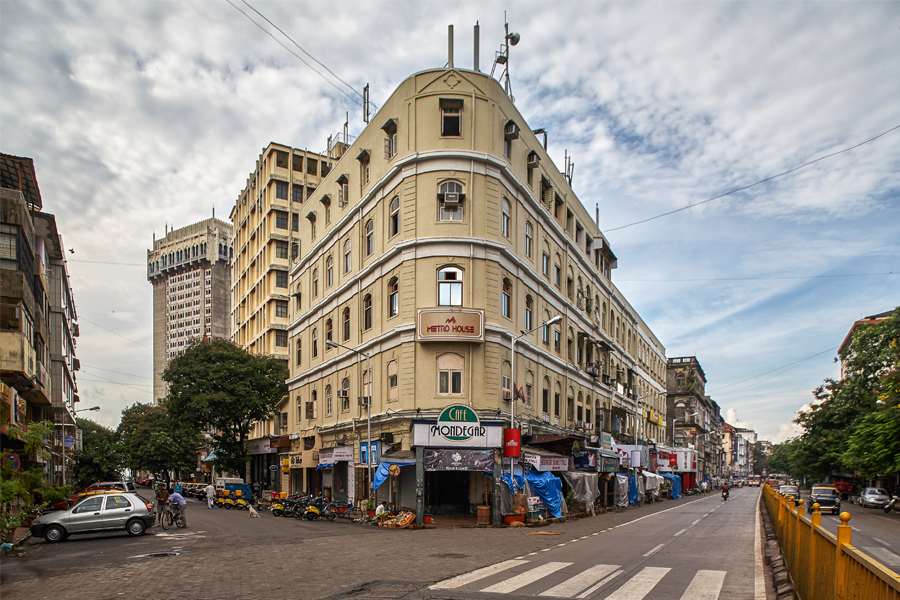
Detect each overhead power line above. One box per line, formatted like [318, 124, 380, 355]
[606, 124, 900, 232]
[618, 272, 896, 283]
[709, 346, 837, 394]
[80, 364, 153, 380]
[225, 0, 366, 109]
[78, 317, 152, 350]
[68, 260, 144, 266]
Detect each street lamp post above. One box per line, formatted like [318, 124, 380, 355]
[62, 406, 100, 486]
[326, 340, 373, 505]
[509, 315, 561, 489]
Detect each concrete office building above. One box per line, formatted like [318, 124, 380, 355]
[283, 52, 668, 521]
[147, 217, 233, 402]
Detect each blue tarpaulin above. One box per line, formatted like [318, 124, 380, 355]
[372, 462, 413, 490]
[628, 473, 639, 504]
[494, 471, 564, 519]
[661, 472, 682, 499]
[316, 463, 333, 470]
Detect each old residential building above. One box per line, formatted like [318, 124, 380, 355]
[229, 144, 331, 486]
[147, 217, 233, 401]
[284, 63, 667, 518]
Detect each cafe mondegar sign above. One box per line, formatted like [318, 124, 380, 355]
[413, 404, 502, 448]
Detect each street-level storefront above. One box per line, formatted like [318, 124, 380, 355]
[245, 437, 279, 492]
[675, 448, 698, 490]
[412, 405, 503, 517]
[318, 445, 355, 504]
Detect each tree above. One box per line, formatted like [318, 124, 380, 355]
[163, 339, 288, 476]
[72, 418, 124, 488]
[791, 307, 900, 481]
[752, 442, 769, 476]
[117, 403, 202, 485]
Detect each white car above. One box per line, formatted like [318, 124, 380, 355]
[858, 488, 891, 508]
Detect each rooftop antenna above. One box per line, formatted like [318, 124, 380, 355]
[343, 112, 349, 146]
[363, 84, 370, 124]
[490, 12, 520, 103]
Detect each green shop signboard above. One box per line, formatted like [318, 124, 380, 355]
[412, 404, 503, 448]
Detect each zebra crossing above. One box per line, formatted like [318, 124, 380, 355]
[430, 559, 727, 599]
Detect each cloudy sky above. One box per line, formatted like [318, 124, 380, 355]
[2, 1, 898, 442]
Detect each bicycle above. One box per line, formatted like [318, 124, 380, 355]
[161, 501, 185, 530]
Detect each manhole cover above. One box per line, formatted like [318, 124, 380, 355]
[130, 552, 180, 558]
[429, 553, 468, 559]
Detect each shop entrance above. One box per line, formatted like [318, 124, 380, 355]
[425, 471, 470, 515]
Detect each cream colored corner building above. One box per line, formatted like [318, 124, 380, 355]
[281, 67, 667, 512]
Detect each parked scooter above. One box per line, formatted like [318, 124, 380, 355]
[885, 494, 899, 514]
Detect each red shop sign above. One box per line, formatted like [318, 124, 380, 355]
[503, 428, 521, 457]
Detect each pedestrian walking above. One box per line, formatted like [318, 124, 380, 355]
[173, 479, 183, 495]
[252, 481, 260, 497]
[701, 481, 708, 494]
[169, 490, 187, 527]
[155, 484, 170, 525]
[205, 482, 215, 509]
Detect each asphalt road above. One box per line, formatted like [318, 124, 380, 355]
[0, 487, 768, 600]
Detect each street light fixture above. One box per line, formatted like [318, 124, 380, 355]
[326, 340, 373, 505]
[508, 315, 561, 489]
[62, 406, 100, 486]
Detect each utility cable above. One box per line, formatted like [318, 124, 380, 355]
[225, 0, 364, 108]
[618, 272, 896, 282]
[68, 260, 144, 266]
[605, 124, 900, 232]
[79, 364, 153, 380]
[78, 373, 152, 394]
[708, 346, 837, 394]
[78, 317, 152, 350]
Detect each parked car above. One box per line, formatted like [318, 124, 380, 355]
[857, 488, 891, 508]
[780, 485, 801, 503]
[30, 492, 155, 543]
[808, 486, 842, 515]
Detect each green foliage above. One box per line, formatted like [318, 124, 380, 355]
[6, 420, 54, 461]
[73, 418, 124, 487]
[117, 403, 203, 482]
[752, 442, 769, 475]
[163, 339, 288, 476]
[791, 307, 900, 480]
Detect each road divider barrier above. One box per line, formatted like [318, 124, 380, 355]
[762, 484, 900, 600]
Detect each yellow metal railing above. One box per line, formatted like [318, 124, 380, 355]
[763, 484, 900, 600]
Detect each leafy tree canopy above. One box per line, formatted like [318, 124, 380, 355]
[162, 339, 288, 476]
[72, 418, 124, 488]
[117, 402, 202, 483]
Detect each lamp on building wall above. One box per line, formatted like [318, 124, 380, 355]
[326, 340, 373, 504]
[62, 406, 100, 486]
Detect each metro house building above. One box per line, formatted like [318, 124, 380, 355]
[284, 64, 667, 517]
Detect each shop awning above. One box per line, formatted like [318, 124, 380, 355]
[521, 445, 569, 472]
[202, 450, 218, 463]
[316, 463, 333, 470]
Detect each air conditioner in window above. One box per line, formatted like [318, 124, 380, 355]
[503, 390, 512, 400]
[358, 396, 370, 406]
[527, 154, 540, 169]
[337, 390, 349, 399]
[443, 192, 459, 208]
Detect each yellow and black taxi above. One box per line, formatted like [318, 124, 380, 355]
[808, 485, 841, 515]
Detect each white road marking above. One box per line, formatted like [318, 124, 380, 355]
[693, 519, 701, 525]
[873, 537, 889, 546]
[674, 528, 687, 537]
[680, 569, 726, 600]
[576, 570, 624, 599]
[862, 547, 900, 567]
[429, 559, 528, 590]
[539, 564, 620, 597]
[643, 543, 666, 557]
[481, 561, 572, 594]
[605, 567, 671, 600]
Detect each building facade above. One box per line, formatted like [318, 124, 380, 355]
[147, 217, 233, 401]
[229, 144, 332, 487]
[283, 66, 668, 517]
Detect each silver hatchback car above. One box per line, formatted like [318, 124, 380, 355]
[858, 488, 890, 508]
[30, 491, 155, 542]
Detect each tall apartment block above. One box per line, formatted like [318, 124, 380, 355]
[229, 143, 331, 485]
[147, 217, 233, 401]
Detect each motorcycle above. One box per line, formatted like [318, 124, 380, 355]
[722, 489, 729, 501]
[885, 494, 899, 514]
[301, 495, 337, 521]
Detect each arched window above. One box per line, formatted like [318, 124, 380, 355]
[312, 327, 319, 357]
[525, 295, 533, 331]
[542, 242, 550, 276]
[615, 317, 620, 341]
[363, 294, 372, 330]
[501, 198, 511, 238]
[525, 371, 534, 408]
[326, 255, 333, 287]
[325, 319, 333, 343]
[554, 254, 561, 287]
[542, 376, 551, 414]
[567, 327, 575, 361]
[438, 267, 463, 306]
[388, 277, 399, 317]
[389, 197, 400, 237]
[365, 220, 374, 256]
[313, 268, 319, 297]
[501, 278, 512, 319]
[343, 238, 352, 273]
[310, 389, 317, 420]
[577, 392, 584, 422]
[387, 361, 399, 402]
[437, 353, 464, 395]
[438, 181, 465, 222]
[325, 384, 333, 416]
[525, 221, 533, 258]
[342, 307, 351, 341]
[341, 378, 350, 411]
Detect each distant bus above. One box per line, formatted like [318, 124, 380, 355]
[749, 475, 761, 487]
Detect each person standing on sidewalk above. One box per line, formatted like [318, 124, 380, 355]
[205, 482, 215, 509]
[169, 490, 187, 527]
[155, 484, 170, 526]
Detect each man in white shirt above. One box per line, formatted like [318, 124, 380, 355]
[205, 483, 216, 509]
[375, 501, 388, 518]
